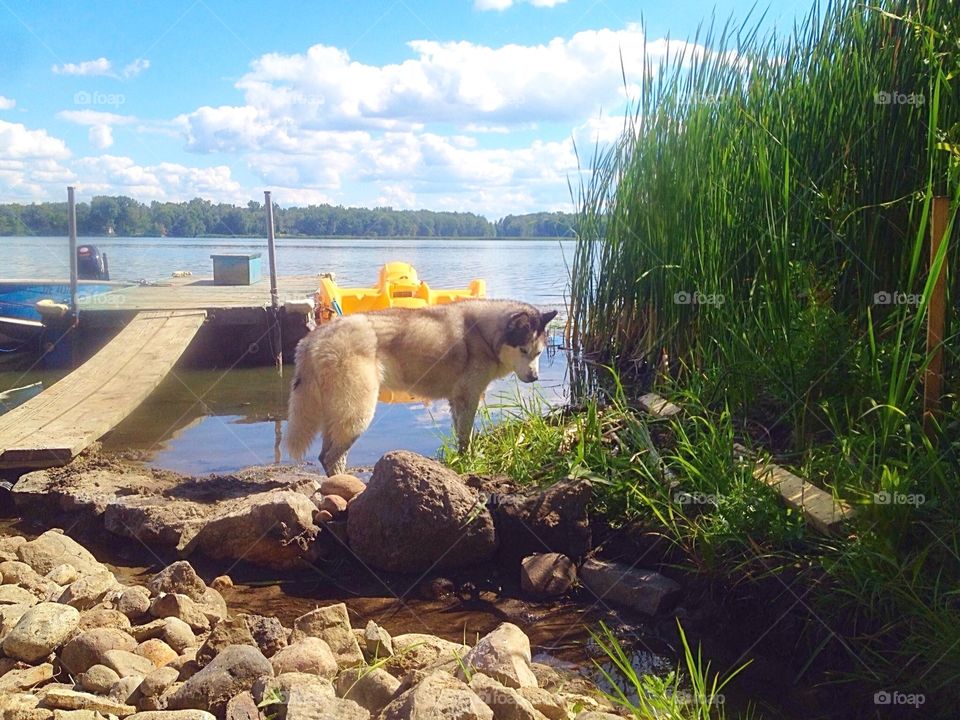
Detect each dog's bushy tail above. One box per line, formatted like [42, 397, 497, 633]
[284, 347, 326, 461]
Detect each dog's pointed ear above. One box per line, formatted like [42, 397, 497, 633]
[505, 311, 534, 346]
[539, 309, 558, 331]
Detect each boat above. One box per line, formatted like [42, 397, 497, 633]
[315, 262, 486, 403]
[0, 279, 124, 347]
[316, 261, 485, 324]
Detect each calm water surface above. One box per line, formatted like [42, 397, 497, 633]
[0, 236, 573, 473]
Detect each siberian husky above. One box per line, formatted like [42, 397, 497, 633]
[285, 300, 557, 475]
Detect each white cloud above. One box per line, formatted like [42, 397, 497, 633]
[475, 0, 567, 10]
[52, 57, 113, 76]
[88, 125, 114, 149]
[121, 58, 150, 79]
[0, 119, 71, 160]
[51, 57, 149, 79]
[0, 96, 15, 110]
[57, 110, 135, 126]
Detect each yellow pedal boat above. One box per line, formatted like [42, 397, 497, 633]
[315, 262, 486, 403]
[316, 261, 485, 323]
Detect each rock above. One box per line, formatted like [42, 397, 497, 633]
[290, 604, 364, 668]
[162, 618, 197, 654]
[0, 559, 36, 582]
[128, 713, 215, 720]
[109, 674, 145, 704]
[459, 623, 537, 689]
[388, 634, 471, 676]
[3, 602, 80, 663]
[210, 576, 233, 591]
[135, 638, 179, 668]
[362, 620, 393, 661]
[79, 608, 131, 632]
[319, 495, 348, 515]
[252, 672, 336, 704]
[58, 572, 119, 610]
[224, 692, 259, 720]
[575, 713, 622, 720]
[0, 662, 54, 692]
[316, 510, 334, 523]
[0, 603, 33, 635]
[380, 670, 493, 720]
[37, 688, 136, 716]
[16, 531, 106, 577]
[469, 673, 549, 720]
[240, 614, 287, 658]
[150, 595, 210, 633]
[0, 562, 60, 600]
[75, 664, 120, 695]
[288, 696, 369, 720]
[188, 492, 319, 570]
[103, 648, 157, 678]
[117, 587, 152, 619]
[347, 452, 498, 573]
[336, 667, 400, 716]
[45, 564, 80, 586]
[320, 475, 366, 502]
[270, 637, 338, 678]
[147, 563, 207, 603]
[139, 666, 180, 698]
[0, 585, 39, 606]
[0, 535, 27, 560]
[519, 554, 576, 598]
[492, 481, 592, 569]
[197, 588, 228, 624]
[61, 628, 138, 675]
[516, 688, 566, 720]
[197, 617, 256, 667]
[167, 645, 273, 718]
[579, 560, 681, 615]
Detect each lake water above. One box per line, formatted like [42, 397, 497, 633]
[0, 236, 574, 473]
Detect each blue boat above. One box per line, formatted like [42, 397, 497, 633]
[0, 280, 119, 342]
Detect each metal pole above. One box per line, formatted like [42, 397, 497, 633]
[68, 186, 78, 321]
[264, 191, 282, 373]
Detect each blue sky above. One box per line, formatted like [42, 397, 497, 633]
[0, 0, 814, 218]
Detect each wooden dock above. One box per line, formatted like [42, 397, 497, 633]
[0, 310, 206, 469]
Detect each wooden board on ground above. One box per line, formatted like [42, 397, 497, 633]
[0, 310, 206, 469]
[735, 444, 854, 536]
[637, 392, 682, 418]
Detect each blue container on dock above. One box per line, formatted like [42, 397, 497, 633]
[211, 253, 262, 285]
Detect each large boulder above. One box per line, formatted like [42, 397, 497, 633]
[188, 492, 319, 570]
[60, 627, 139, 675]
[167, 644, 274, 718]
[492, 481, 591, 569]
[2, 601, 80, 662]
[347, 452, 498, 573]
[147, 561, 208, 602]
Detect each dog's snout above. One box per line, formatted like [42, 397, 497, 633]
[525, 372, 538, 383]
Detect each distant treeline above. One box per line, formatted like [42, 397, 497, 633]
[0, 196, 576, 239]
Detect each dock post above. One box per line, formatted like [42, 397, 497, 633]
[67, 186, 78, 320]
[264, 191, 283, 373]
[923, 195, 950, 440]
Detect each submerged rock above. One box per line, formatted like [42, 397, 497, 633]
[520, 553, 577, 598]
[347, 451, 498, 573]
[579, 559, 681, 615]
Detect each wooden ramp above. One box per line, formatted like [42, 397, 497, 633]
[0, 310, 206, 470]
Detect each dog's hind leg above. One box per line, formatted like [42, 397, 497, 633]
[450, 392, 481, 453]
[318, 356, 380, 476]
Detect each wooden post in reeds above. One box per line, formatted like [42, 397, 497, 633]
[923, 196, 949, 440]
[264, 191, 282, 374]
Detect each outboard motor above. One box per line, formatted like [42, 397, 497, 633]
[77, 244, 109, 280]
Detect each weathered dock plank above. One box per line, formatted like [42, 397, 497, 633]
[0, 310, 206, 469]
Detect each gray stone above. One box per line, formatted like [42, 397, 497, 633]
[109, 674, 145, 704]
[362, 620, 393, 662]
[197, 616, 257, 666]
[270, 637, 338, 678]
[319, 475, 366, 502]
[224, 692, 259, 720]
[102, 648, 157, 678]
[16, 531, 106, 577]
[58, 572, 119, 610]
[60, 628, 138, 675]
[516, 688, 566, 720]
[75, 664, 121, 695]
[459, 623, 538, 689]
[388, 633, 471, 676]
[336, 667, 400, 716]
[579, 559, 681, 615]
[150, 594, 210, 632]
[167, 644, 273, 718]
[469, 673, 549, 720]
[380, 670, 493, 720]
[519, 554, 576, 598]
[129, 713, 215, 720]
[162, 617, 198, 654]
[240, 614, 287, 658]
[0, 585, 39, 606]
[78, 608, 131, 632]
[37, 688, 136, 716]
[290, 603, 363, 668]
[2, 602, 80, 662]
[139, 666, 181, 698]
[45, 565, 80, 586]
[117, 587, 151, 619]
[0, 662, 55, 692]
